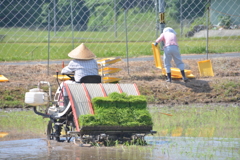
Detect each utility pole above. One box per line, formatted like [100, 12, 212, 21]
[158, 0, 165, 49]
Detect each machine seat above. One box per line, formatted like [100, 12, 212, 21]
[79, 75, 101, 83]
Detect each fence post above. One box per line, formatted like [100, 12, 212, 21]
[53, 0, 56, 36]
[114, 0, 117, 38]
[124, 8, 130, 76]
[158, 0, 165, 49]
[71, 0, 74, 49]
[155, 0, 159, 39]
[47, 6, 51, 75]
[180, 0, 183, 37]
[206, 0, 211, 59]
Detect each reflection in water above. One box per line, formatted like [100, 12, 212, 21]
[0, 137, 239, 160]
[0, 139, 47, 159]
[146, 136, 240, 160]
[158, 127, 215, 138]
[46, 140, 158, 160]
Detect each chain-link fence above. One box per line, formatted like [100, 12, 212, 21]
[1, 0, 240, 62]
[0, 1, 240, 158]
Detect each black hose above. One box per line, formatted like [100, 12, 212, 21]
[33, 107, 51, 118]
[33, 107, 67, 120]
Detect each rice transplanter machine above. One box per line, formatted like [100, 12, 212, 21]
[25, 74, 156, 145]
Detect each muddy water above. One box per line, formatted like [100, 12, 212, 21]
[0, 138, 158, 160]
[0, 136, 239, 160]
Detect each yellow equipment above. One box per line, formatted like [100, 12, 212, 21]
[98, 67, 122, 76]
[0, 75, 9, 82]
[102, 77, 121, 83]
[97, 57, 121, 66]
[53, 74, 71, 81]
[151, 43, 195, 79]
[197, 60, 214, 77]
[97, 57, 122, 83]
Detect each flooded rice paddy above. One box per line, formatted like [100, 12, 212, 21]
[0, 104, 239, 159]
[0, 136, 239, 160]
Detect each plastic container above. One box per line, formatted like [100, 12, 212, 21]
[198, 60, 214, 77]
[25, 88, 48, 106]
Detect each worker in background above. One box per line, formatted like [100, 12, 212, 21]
[154, 27, 189, 83]
[61, 43, 99, 107]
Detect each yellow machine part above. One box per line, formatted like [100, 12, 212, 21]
[102, 77, 121, 83]
[152, 43, 195, 79]
[152, 43, 164, 71]
[97, 57, 121, 66]
[53, 75, 71, 81]
[198, 60, 214, 77]
[0, 75, 9, 82]
[98, 67, 122, 76]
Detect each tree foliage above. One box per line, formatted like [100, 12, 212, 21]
[1, 0, 208, 29]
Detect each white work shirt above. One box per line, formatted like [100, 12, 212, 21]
[61, 59, 98, 82]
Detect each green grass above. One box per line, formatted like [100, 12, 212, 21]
[0, 110, 48, 137]
[0, 28, 240, 61]
[150, 104, 240, 138]
[0, 88, 28, 108]
[0, 104, 239, 139]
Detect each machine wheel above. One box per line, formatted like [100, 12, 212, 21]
[73, 136, 85, 146]
[47, 120, 54, 140]
[46, 120, 60, 142]
[65, 122, 75, 142]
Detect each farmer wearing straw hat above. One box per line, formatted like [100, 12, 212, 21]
[154, 27, 188, 83]
[61, 43, 99, 107]
[61, 43, 98, 82]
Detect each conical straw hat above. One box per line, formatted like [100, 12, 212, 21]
[68, 43, 96, 60]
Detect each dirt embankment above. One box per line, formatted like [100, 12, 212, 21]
[0, 56, 240, 108]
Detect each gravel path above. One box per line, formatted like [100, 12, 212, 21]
[193, 29, 240, 38]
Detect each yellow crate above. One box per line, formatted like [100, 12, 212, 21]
[0, 75, 9, 82]
[97, 57, 121, 66]
[98, 67, 122, 75]
[171, 68, 195, 78]
[152, 43, 165, 74]
[198, 60, 214, 77]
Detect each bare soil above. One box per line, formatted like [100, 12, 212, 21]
[0, 56, 240, 107]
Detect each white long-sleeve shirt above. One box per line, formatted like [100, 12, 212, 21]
[61, 59, 98, 82]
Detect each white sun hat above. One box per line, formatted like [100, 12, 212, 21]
[68, 43, 96, 60]
[163, 27, 177, 35]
